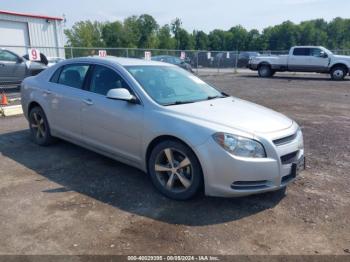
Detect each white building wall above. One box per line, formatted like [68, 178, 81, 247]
[0, 13, 65, 58]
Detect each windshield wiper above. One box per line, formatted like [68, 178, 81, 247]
[164, 93, 229, 106]
[206, 95, 226, 100]
[163, 100, 196, 106]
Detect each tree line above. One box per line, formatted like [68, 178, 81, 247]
[64, 15, 350, 51]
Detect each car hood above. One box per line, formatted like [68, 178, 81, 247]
[166, 97, 293, 134]
[333, 54, 350, 61]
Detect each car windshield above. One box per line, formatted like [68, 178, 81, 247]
[323, 48, 333, 55]
[126, 65, 225, 106]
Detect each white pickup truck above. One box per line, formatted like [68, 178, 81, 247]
[248, 46, 350, 80]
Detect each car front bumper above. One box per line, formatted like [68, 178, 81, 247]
[247, 63, 258, 70]
[194, 129, 305, 197]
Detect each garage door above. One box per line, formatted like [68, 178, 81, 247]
[0, 20, 29, 56]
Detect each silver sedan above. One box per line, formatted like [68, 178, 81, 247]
[21, 57, 305, 200]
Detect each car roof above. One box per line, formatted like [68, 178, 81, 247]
[293, 46, 324, 48]
[152, 55, 174, 58]
[64, 56, 173, 67]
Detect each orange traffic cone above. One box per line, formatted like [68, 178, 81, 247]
[0, 92, 9, 106]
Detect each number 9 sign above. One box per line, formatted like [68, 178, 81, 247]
[28, 48, 41, 61]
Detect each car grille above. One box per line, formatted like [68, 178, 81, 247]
[280, 151, 299, 165]
[231, 180, 269, 190]
[273, 132, 298, 146]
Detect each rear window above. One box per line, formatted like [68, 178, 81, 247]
[293, 48, 310, 56]
[50, 67, 62, 83]
[58, 64, 89, 89]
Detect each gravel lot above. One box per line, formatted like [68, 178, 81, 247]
[0, 72, 349, 255]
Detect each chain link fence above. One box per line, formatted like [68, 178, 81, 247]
[2, 45, 350, 75]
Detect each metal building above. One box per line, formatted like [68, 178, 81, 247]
[0, 10, 65, 58]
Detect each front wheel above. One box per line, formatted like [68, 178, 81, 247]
[330, 66, 347, 81]
[258, 64, 274, 78]
[148, 140, 203, 200]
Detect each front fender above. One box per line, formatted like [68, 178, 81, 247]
[330, 60, 350, 69]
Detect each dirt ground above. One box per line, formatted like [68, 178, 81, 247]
[0, 72, 349, 255]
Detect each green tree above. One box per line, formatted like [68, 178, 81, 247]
[65, 20, 105, 47]
[228, 25, 248, 50]
[194, 30, 209, 50]
[208, 30, 226, 50]
[102, 21, 124, 47]
[158, 24, 176, 49]
[263, 21, 300, 50]
[123, 16, 140, 48]
[246, 29, 264, 50]
[171, 18, 182, 49]
[65, 16, 350, 52]
[177, 29, 194, 50]
[327, 17, 350, 49]
[136, 14, 159, 48]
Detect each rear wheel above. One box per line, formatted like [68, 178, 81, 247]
[330, 66, 347, 81]
[148, 140, 203, 200]
[258, 64, 274, 78]
[29, 107, 55, 146]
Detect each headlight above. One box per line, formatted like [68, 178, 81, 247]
[212, 133, 266, 158]
[297, 128, 304, 150]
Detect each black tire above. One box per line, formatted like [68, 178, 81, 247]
[278, 186, 287, 196]
[29, 106, 55, 146]
[148, 140, 203, 200]
[258, 64, 273, 78]
[330, 66, 347, 81]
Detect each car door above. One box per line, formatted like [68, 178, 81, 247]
[308, 48, 330, 72]
[0, 50, 26, 82]
[288, 48, 310, 71]
[81, 64, 144, 164]
[46, 63, 90, 140]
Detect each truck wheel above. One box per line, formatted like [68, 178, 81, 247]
[258, 64, 273, 78]
[331, 66, 347, 81]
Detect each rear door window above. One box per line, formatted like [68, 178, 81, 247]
[58, 64, 89, 89]
[0, 50, 18, 62]
[293, 48, 310, 56]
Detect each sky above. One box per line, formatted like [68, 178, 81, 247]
[1, 0, 349, 32]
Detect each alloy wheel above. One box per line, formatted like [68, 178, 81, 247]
[333, 69, 344, 80]
[31, 112, 46, 139]
[154, 148, 193, 193]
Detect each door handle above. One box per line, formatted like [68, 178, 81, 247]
[82, 99, 93, 105]
[43, 90, 52, 95]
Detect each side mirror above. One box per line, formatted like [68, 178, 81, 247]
[319, 51, 328, 58]
[17, 57, 24, 63]
[106, 88, 137, 103]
